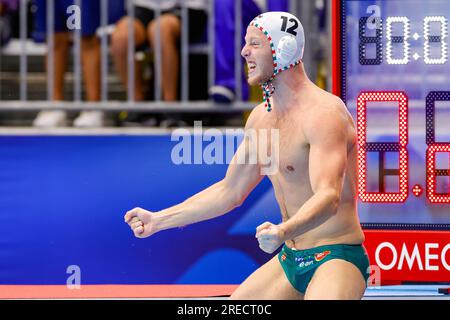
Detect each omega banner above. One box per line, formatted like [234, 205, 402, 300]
[364, 230, 450, 284]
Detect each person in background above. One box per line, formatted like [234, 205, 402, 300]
[32, 0, 103, 127]
[111, 0, 207, 103]
[0, 0, 18, 47]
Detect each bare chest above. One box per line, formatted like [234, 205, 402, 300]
[256, 124, 309, 178]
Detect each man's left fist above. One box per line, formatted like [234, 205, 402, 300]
[255, 221, 285, 254]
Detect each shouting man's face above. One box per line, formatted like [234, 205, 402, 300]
[241, 27, 274, 86]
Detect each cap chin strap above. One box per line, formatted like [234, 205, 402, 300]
[262, 81, 275, 112]
[261, 60, 301, 112]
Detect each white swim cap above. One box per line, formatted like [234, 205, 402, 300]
[248, 11, 305, 111]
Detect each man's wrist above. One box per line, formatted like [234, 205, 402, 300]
[151, 211, 165, 232]
[278, 223, 289, 243]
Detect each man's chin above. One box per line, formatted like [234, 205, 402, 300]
[247, 73, 272, 86]
[247, 75, 263, 86]
[247, 78, 257, 86]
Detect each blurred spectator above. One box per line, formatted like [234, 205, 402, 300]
[209, 0, 289, 103]
[111, 0, 207, 103]
[32, 0, 103, 127]
[0, 0, 18, 47]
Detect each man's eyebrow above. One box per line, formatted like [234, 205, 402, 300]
[246, 36, 260, 42]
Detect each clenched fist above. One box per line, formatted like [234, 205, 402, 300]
[124, 207, 157, 238]
[255, 221, 285, 254]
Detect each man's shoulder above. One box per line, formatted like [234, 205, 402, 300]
[304, 89, 351, 137]
[313, 87, 347, 111]
[305, 89, 347, 122]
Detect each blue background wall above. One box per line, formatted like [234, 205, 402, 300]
[0, 134, 279, 285]
[0, 133, 448, 284]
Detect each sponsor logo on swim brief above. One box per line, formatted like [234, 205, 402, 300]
[299, 260, 314, 268]
[281, 253, 287, 262]
[295, 255, 315, 268]
[314, 250, 331, 262]
[295, 255, 314, 263]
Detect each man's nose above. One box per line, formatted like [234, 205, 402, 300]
[241, 45, 250, 58]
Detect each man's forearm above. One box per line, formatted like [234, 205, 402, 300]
[152, 181, 240, 231]
[279, 189, 339, 241]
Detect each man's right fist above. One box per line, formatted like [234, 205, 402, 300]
[124, 207, 156, 238]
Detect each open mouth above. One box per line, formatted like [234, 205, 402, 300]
[247, 62, 257, 75]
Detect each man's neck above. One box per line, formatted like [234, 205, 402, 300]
[270, 62, 312, 116]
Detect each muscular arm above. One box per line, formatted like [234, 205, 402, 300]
[152, 136, 264, 231]
[125, 105, 265, 237]
[279, 104, 351, 241]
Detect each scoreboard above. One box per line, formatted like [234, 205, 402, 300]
[333, 0, 450, 284]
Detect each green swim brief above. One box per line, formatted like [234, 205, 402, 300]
[278, 243, 370, 294]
